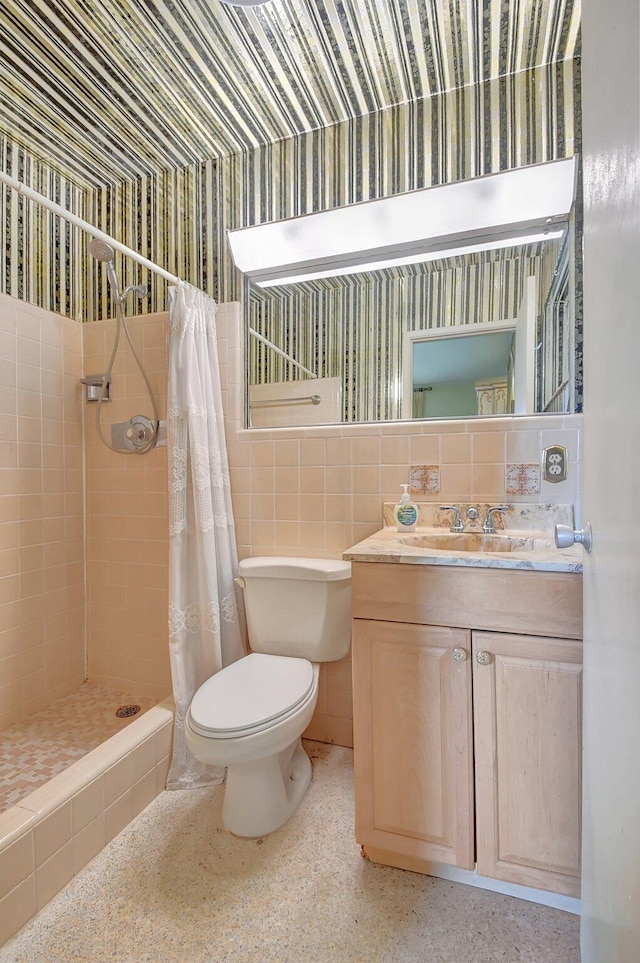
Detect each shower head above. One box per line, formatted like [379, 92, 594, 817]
[89, 237, 147, 308]
[89, 238, 116, 263]
[90, 237, 122, 305]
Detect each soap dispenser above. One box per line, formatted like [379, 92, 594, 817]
[394, 485, 418, 532]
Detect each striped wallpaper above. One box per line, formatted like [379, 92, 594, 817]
[0, 1, 582, 416]
[0, 1, 581, 188]
[539, 229, 573, 412]
[0, 138, 86, 320]
[0, 143, 217, 322]
[215, 60, 580, 304]
[0, 58, 582, 323]
[84, 163, 217, 321]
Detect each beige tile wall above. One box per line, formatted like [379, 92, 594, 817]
[229, 418, 583, 559]
[0, 293, 584, 750]
[82, 313, 170, 700]
[215, 302, 583, 749]
[0, 293, 85, 729]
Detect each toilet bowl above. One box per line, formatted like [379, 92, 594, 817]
[186, 654, 320, 837]
[185, 557, 351, 837]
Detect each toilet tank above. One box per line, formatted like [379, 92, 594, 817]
[238, 557, 351, 661]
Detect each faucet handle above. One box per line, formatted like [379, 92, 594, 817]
[439, 505, 464, 533]
[482, 505, 509, 534]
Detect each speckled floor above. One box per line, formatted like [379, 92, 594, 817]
[0, 743, 580, 963]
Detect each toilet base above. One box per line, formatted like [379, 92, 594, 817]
[222, 737, 312, 838]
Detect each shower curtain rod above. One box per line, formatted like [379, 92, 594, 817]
[1, 170, 317, 377]
[248, 327, 317, 379]
[0, 170, 183, 286]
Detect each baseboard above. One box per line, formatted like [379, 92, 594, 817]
[363, 845, 581, 915]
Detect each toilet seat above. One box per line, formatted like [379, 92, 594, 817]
[188, 652, 315, 739]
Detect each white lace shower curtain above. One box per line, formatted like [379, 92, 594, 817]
[166, 284, 245, 790]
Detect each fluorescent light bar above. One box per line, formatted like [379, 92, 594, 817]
[255, 228, 566, 288]
[227, 157, 577, 287]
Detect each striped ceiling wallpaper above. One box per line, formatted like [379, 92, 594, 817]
[0, 0, 581, 189]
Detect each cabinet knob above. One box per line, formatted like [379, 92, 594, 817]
[476, 650, 493, 666]
[452, 647, 468, 662]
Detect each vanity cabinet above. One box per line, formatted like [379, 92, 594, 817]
[351, 561, 583, 898]
[473, 630, 582, 895]
[352, 619, 474, 869]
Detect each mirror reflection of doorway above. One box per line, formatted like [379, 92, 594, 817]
[404, 321, 516, 419]
[404, 278, 540, 420]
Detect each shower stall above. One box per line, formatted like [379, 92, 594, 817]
[0, 174, 179, 942]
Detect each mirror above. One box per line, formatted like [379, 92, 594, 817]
[242, 161, 580, 428]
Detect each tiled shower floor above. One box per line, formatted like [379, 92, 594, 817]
[0, 683, 159, 812]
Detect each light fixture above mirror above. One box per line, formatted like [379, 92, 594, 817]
[228, 157, 577, 288]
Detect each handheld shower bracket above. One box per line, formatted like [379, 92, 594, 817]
[80, 374, 112, 403]
[118, 284, 148, 304]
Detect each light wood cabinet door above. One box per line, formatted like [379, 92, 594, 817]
[473, 631, 582, 897]
[353, 618, 474, 869]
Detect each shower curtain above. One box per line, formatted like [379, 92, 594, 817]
[166, 285, 245, 790]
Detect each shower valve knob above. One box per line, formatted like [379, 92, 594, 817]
[111, 415, 157, 452]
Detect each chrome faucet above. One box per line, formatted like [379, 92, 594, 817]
[439, 505, 464, 532]
[464, 507, 480, 530]
[482, 505, 509, 534]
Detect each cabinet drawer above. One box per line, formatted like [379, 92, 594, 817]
[352, 561, 582, 639]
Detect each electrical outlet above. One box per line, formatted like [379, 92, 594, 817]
[542, 445, 568, 483]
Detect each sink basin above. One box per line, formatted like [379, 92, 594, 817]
[398, 532, 539, 553]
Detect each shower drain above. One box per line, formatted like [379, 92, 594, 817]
[115, 704, 141, 719]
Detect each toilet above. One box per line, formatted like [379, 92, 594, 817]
[185, 556, 352, 837]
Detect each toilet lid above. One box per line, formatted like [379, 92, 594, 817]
[189, 652, 315, 738]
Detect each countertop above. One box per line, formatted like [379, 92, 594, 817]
[343, 525, 584, 574]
